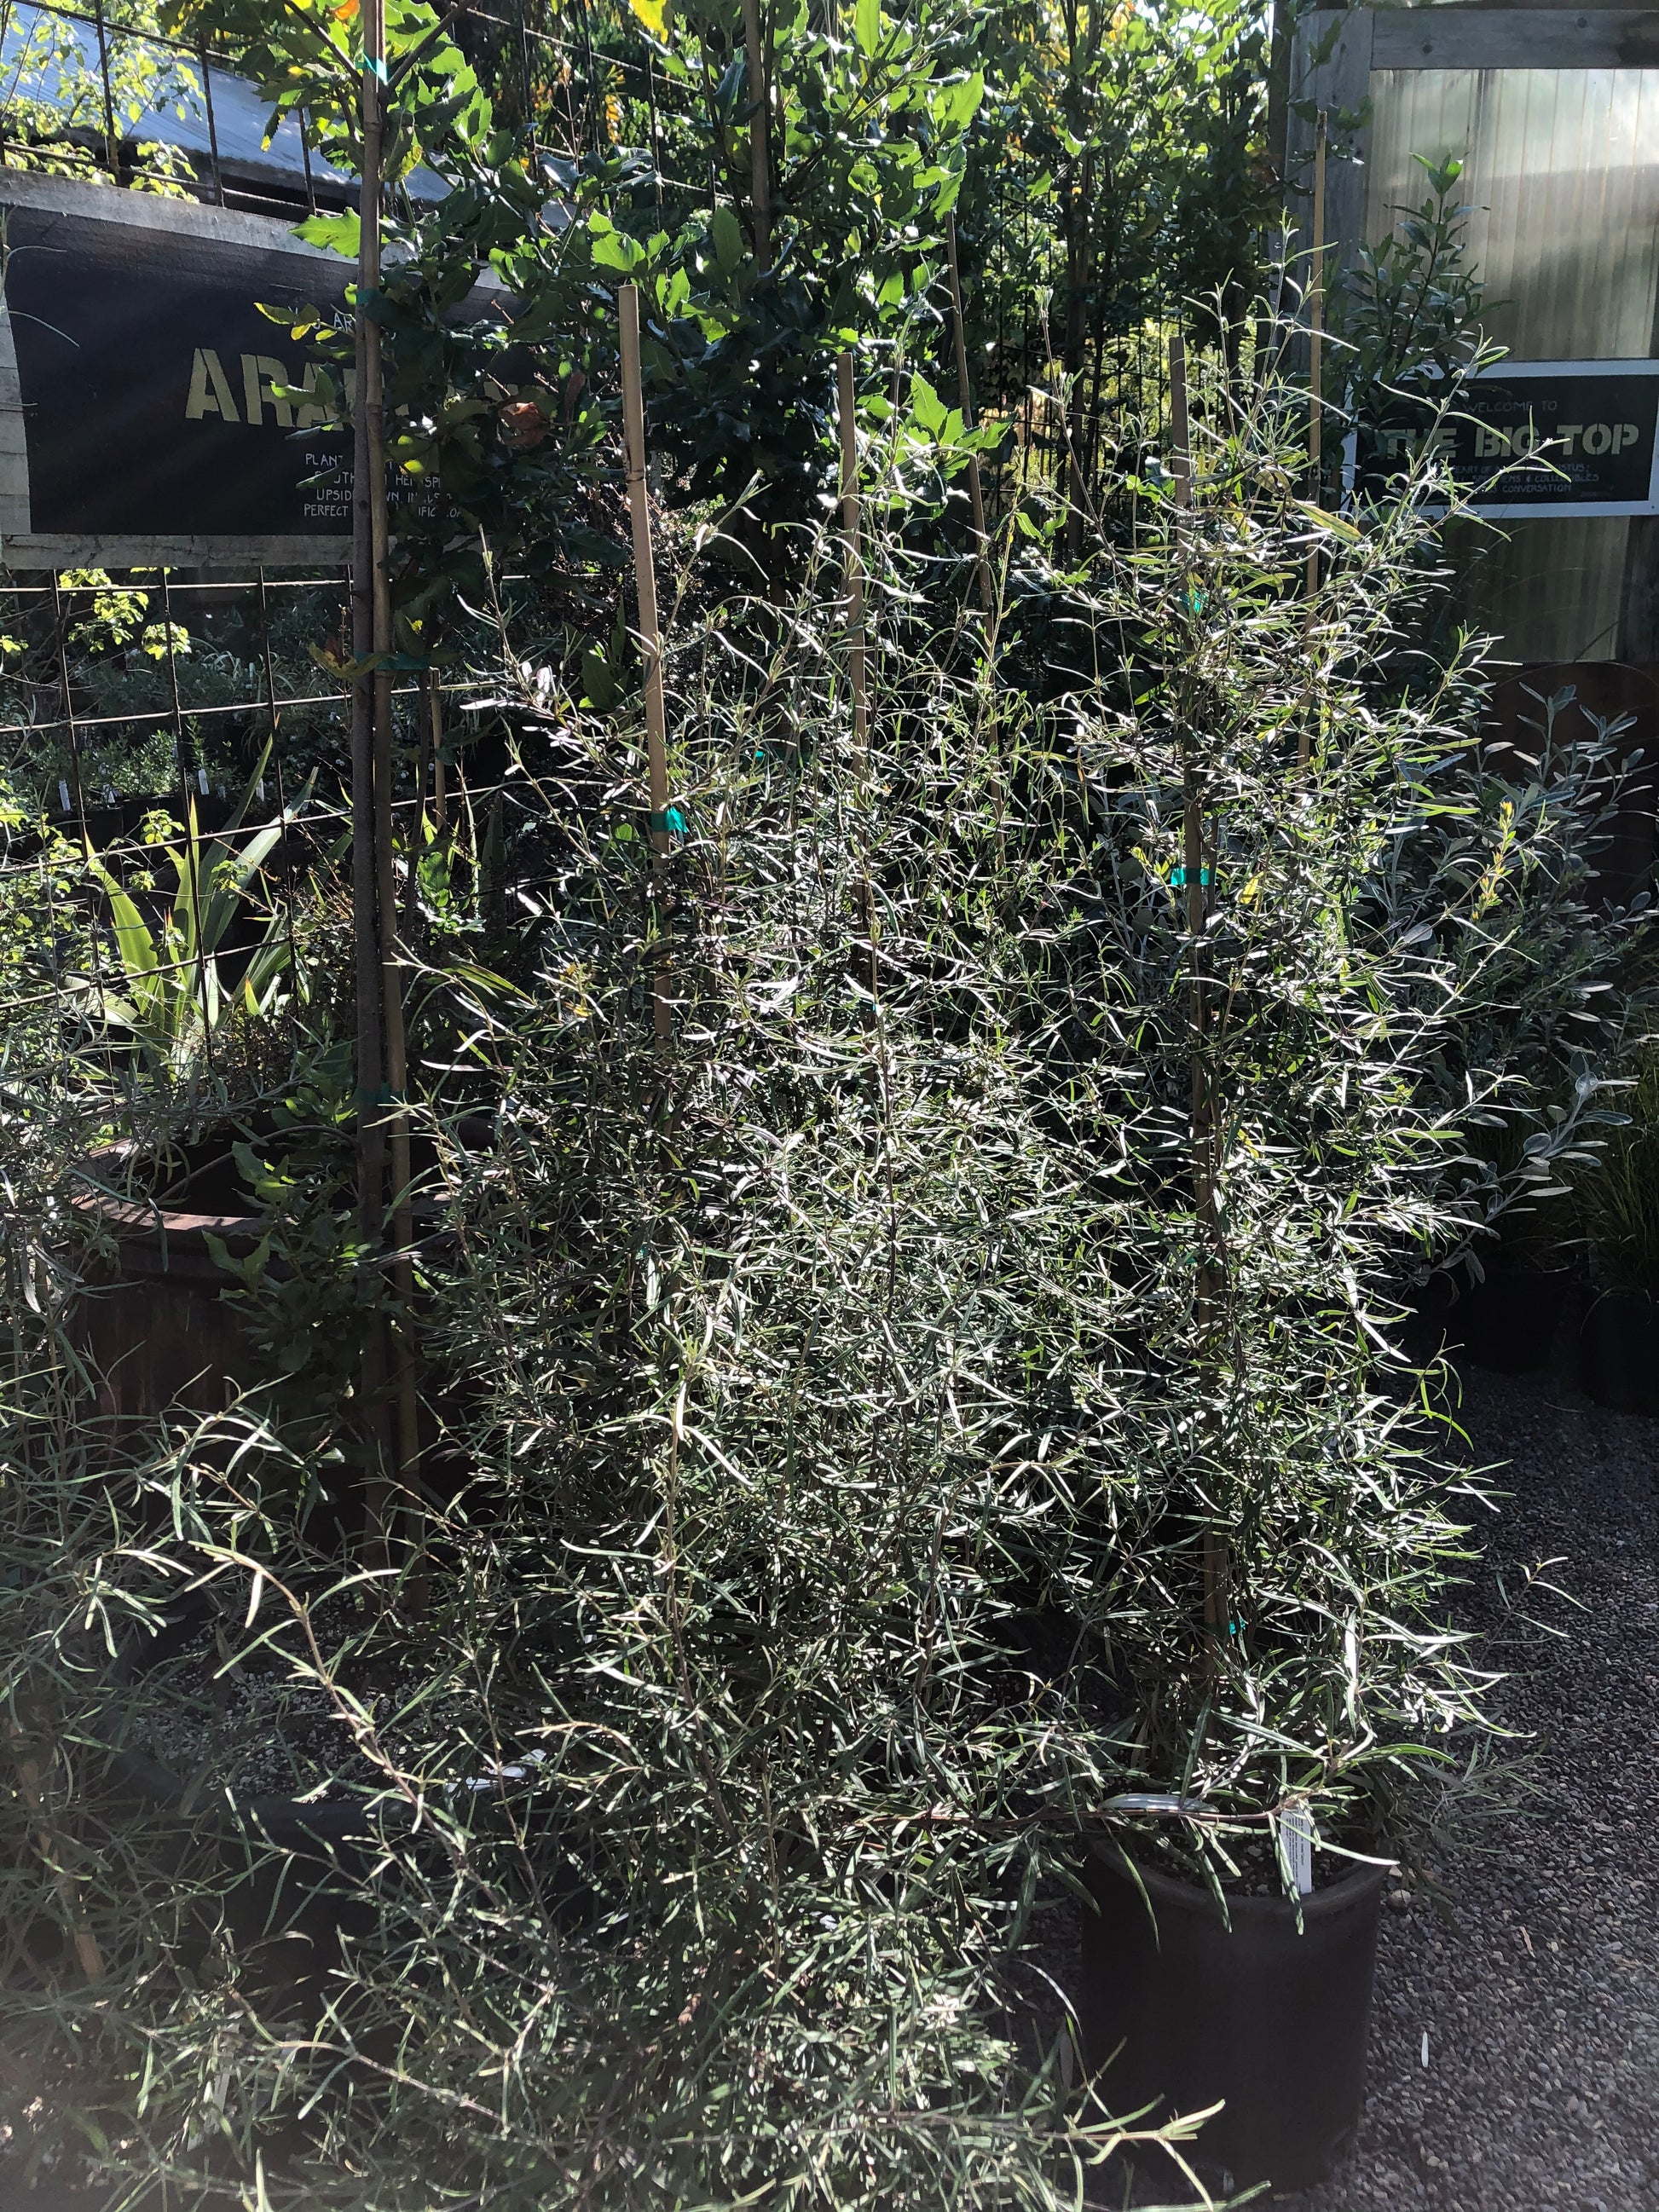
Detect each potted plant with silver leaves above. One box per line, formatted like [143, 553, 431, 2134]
[1575, 1042, 1659, 1412]
[66, 742, 323, 1429]
[1061, 326, 1631, 2194]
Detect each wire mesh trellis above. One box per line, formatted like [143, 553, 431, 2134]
[0, 557, 494, 1141]
[0, 0, 330, 215]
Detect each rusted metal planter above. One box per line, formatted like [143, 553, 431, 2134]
[71, 1146, 263, 1425]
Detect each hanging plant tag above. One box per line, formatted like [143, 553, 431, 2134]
[1280, 1808, 1315, 1895]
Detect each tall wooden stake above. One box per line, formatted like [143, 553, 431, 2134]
[352, 0, 392, 1546]
[1301, 108, 1328, 769]
[373, 170, 417, 1580]
[352, 1, 421, 1583]
[741, 0, 770, 271]
[839, 352, 876, 996]
[1307, 108, 1327, 517]
[1170, 333, 1225, 1648]
[619, 283, 673, 1047]
[837, 351, 868, 757]
[945, 214, 992, 612]
[430, 667, 448, 832]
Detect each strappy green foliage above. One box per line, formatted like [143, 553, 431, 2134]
[76, 745, 314, 1075]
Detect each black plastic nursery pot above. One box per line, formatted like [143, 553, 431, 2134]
[1078, 1843, 1388, 2195]
[105, 1611, 383, 2013]
[1577, 1288, 1659, 1414]
[1394, 1269, 1467, 1366]
[113, 1736, 380, 2013]
[1462, 1265, 1571, 1374]
[104, 1605, 587, 2013]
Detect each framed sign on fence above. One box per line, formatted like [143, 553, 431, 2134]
[0, 169, 463, 569]
[1364, 361, 1659, 517]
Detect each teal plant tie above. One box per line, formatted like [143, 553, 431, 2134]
[1167, 865, 1213, 890]
[650, 806, 689, 836]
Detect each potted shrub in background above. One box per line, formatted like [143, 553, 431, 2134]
[67, 747, 326, 1425]
[1458, 1135, 1578, 1376]
[1060, 329, 1630, 2193]
[1576, 1044, 1659, 1412]
[1385, 691, 1649, 1376]
[1331, 160, 1652, 1383]
[1437, 675, 1659, 1374]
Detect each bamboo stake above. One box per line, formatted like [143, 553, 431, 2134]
[1307, 108, 1327, 519]
[1062, 148, 1093, 565]
[430, 667, 448, 833]
[407, 672, 432, 947]
[619, 283, 673, 1048]
[352, 0, 393, 1545]
[837, 352, 868, 758]
[1170, 334, 1226, 1648]
[838, 351, 877, 998]
[741, 0, 770, 271]
[1301, 107, 1327, 771]
[345, 0, 423, 1587]
[945, 214, 992, 613]
[367, 330, 421, 1583]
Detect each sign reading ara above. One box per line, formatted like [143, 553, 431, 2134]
[0, 171, 462, 568]
[1367, 360, 1659, 517]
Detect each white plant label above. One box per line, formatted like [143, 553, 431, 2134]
[1281, 1807, 1315, 1895]
[198, 765, 210, 795]
[58, 779, 70, 814]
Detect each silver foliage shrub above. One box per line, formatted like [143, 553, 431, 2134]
[1, 337, 1649, 2206]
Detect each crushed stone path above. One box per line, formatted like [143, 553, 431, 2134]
[1294, 1363, 1659, 2212]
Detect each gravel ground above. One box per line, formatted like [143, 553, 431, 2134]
[1292, 1360, 1659, 2212]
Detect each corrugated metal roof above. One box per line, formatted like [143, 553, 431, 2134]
[1366, 65, 1659, 359]
[0, 4, 448, 209]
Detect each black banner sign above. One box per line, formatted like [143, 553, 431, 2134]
[6, 202, 354, 539]
[0, 173, 472, 566]
[1366, 361, 1659, 517]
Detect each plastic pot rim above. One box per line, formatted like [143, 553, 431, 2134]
[105, 1737, 387, 1848]
[1084, 1836, 1392, 1927]
[102, 1612, 396, 1849]
[1582, 1283, 1659, 1313]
